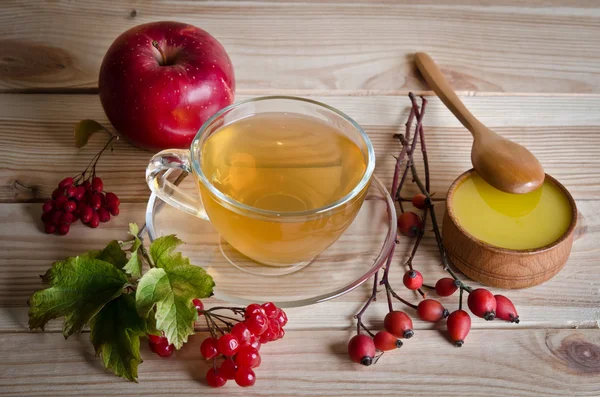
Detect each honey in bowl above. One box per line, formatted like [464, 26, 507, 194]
[451, 172, 572, 250]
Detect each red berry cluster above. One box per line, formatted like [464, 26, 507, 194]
[201, 302, 287, 388]
[148, 333, 174, 357]
[41, 176, 120, 235]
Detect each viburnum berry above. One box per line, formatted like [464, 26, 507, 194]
[259, 327, 276, 344]
[435, 278, 459, 297]
[446, 310, 471, 347]
[231, 322, 253, 346]
[42, 200, 54, 213]
[261, 302, 278, 318]
[218, 334, 240, 356]
[200, 337, 219, 360]
[88, 212, 100, 228]
[219, 358, 237, 380]
[274, 308, 288, 327]
[91, 177, 103, 193]
[235, 346, 261, 368]
[246, 313, 268, 336]
[149, 338, 174, 357]
[348, 334, 376, 366]
[235, 367, 256, 387]
[148, 334, 167, 345]
[192, 298, 204, 313]
[417, 299, 449, 322]
[245, 303, 266, 319]
[383, 310, 414, 339]
[467, 289, 496, 321]
[412, 193, 427, 210]
[373, 331, 403, 351]
[206, 368, 227, 388]
[397, 211, 423, 237]
[403, 270, 423, 290]
[494, 295, 519, 323]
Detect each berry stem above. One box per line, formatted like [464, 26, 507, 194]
[355, 271, 379, 335]
[459, 287, 464, 311]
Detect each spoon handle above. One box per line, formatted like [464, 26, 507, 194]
[415, 52, 483, 137]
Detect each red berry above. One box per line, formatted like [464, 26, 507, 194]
[41, 211, 53, 224]
[218, 334, 240, 356]
[74, 186, 86, 200]
[148, 334, 167, 345]
[397, 211, 423, 237]
[52, 188, 64, 199]
[55, 195, 68, 209]
[57, 223, 70, 235]
[494, 295, 519, 323]
[259, 327, 276, 344]
[417, 299, 449, 322]
[98, 208, 110, 223]
[383, 310, 414, 339]
[108, 204, 120, 216]
[59, 177, 74, 189]
[235, 346, 261, 368]
[82, 181, 92, 192]
[467, 289, 496, 321]
[403, 270, 423, 290]
[274, 308, 288, 327]
[249, 338, 261, 351]
[105, 192, 120, 207]
[80, 206, 93, 223]
[373, 331, 402, 351]
[231, 323, 253, 346]
[44, 223, 56, 234]
[64, 200, 77, 213]
[435, 278, 458, 297]
[268, 317, 281, 334]
[206, 368, 227, 388]
[66, 185, 77, 198]
[246, 313, 268, 335]
[277, 327, 285, 340]
[152, 341, 174, 357]
[60, 212, 75, 224]
[88, 212, 100, 228]
[42, 200, 54, 213]
[51, 210, 63, 225]
[234, 367, 256, 387]
[90, 194, 102, 210]
[192, 298, 204, 313]
[245, 303, 266, 319]
[447, 310, 471, 347]
[219, 358, 237, 380]
[200, 337, 219, 359]
[91, 177, 103, 193]
[412, 194, 427, 210]
[348, 334, 376, 366]
[261, 302, 278, 318]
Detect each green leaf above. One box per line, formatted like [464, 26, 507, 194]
[28, 255, 128, 337]
[123, 223, 143, 278]
[79, 241, 127, 269]
[90, 294, 146, 382]
[136, 235, 214, 349]
[74, 119, 106, 148]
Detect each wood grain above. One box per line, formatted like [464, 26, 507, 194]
[2, 1, 600, 93]
[0, 329, 599, 396]
[1, 94, 599, 202]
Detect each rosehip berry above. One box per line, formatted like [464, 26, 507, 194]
[200, 337, 219, 359]
[51, 210, 63, 225]
[403, 270, 423, 290]
[412, 193, 427, 210]
[274, 308, 288, 327]
[494, 295, 520, 323]
[397, 211, 423, 237]
[58, 177, 74, 189]
[148, 334, 167, 345]
[105, 192, 120, 207]
[80, 206, 93, 223]
[218, 334, 240, 356]
[373, 331, 403, 351]
[467, 289, 496, 321]
[446, 310, 471, 347]
[261, 302, 278, 318]
[91, 177, 103, 193]
[66, 185, 77, 198]
[88, 212, 100, 228]
[98, 208, 110, 223]
[435, 278, 459, 297]
[234, 367, 256, 387]
[417, 299, 449, 322]
[89, 194, 102, 210]
[152, 341, 174, 357]
[231, 322, 253, 346]
[42, 200, 54, 213]
[348, 334, 376, 366]
[219, 358, 237, 380]
[52, 188, 64, 199]
[55, 195, 68, 209]
[245, 303, 266, 319]
[206, 368, 227, 388]
[60, 212, 74, 225]
[57, 223, 70, 235]
[246, 313, 268, 335]
[192, 298, 204, 313]
[383, 310, 414, 339]
[44, 223, 56, 234]
[64, 200, 77, 213]
[74, 186, 86, 201]
[108, 204, 120, 216]
[235, 346, 261, 368]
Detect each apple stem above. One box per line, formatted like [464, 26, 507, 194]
[152, 40, 167, 65]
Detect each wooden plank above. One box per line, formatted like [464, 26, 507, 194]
[1, 1, 600, 93]
[1, 94, 599, 202]
[0, 329, 598, 396]
[1, 199, 598, 331]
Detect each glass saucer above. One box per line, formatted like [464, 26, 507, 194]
[145, 174, 396, 308]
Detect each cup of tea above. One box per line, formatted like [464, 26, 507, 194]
[146, 96, 375, 267]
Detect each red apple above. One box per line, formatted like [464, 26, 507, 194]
[99, 21, 235, 150]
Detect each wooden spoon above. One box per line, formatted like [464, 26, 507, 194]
[414, 52, 545, 194]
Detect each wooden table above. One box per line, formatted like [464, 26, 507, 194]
[1, 1, 599, 396]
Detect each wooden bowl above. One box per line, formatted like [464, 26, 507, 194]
[442, 169, 577, 289]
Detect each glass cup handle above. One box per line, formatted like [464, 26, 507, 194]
[146, 149, 209, 220]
